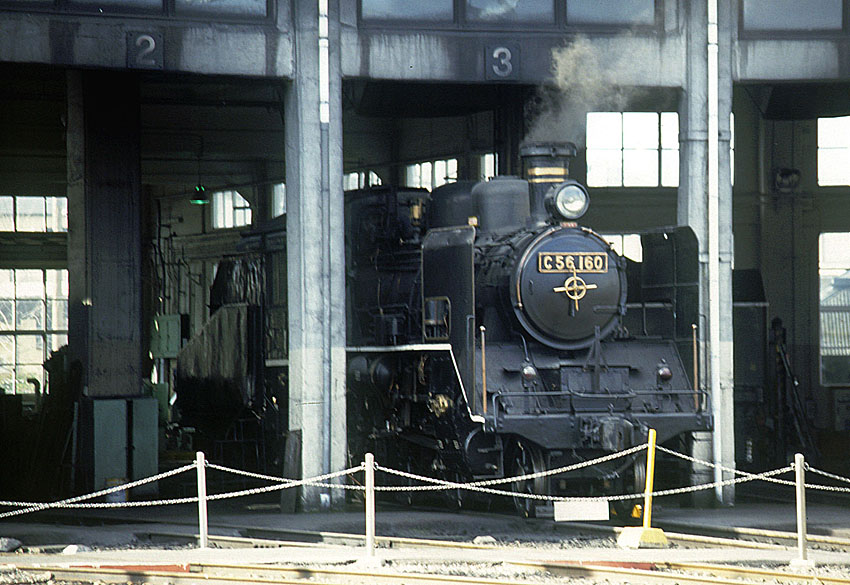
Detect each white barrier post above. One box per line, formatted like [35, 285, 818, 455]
[196, 451, 209, 549]
[791, 453, 815, 568]
[364, 452, 375, 558]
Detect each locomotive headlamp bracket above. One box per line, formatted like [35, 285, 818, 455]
[545, 180, 589, 221]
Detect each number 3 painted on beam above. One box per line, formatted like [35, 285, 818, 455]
[491, 47, 513, 77]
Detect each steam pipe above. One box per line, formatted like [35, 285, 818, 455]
[707, 0, 723, 504]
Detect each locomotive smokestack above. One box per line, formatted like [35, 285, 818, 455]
[519, 142, 577, 225]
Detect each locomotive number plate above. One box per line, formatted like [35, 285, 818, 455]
[538, 252, 608, 273]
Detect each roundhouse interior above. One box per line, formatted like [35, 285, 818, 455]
[1, 0, 849, 507]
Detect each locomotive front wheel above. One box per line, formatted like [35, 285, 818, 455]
[506, 439, 547, 518]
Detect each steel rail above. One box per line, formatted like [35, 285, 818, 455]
[28, 559, 850, 585]
[510, 560, 850, 585]
[14, 562, 569, 585]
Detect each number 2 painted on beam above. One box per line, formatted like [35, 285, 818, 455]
[135, 35, 157, 67]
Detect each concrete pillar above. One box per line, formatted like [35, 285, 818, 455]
[678, 0, 735, 505]
[284, 0, 347, 511]
[66, 70, 143, 398]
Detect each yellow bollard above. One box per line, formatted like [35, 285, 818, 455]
[617, 429, 669, 549]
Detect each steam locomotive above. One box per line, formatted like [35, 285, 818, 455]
[345, 142, 712, 515]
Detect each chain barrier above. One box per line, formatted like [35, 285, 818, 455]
[204, 465, 366, 502]
[5, 443, 850, 520]
[0, 463, 197, 519]
[656, 444, 797, 486]
[800, 464, 850, 493]
[0, 462, 366, 520]
[377, 443, 647, 492]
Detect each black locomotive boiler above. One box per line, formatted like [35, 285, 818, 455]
[345, 142, 712, 515]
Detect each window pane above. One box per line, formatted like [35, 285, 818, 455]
[67, 0, 160, 8]
[16, 197, 45, 232]
[820, 233, 850, 270]
[0, 335, 13, 364]
[0, 270, 13, 299]
[16, 270, 44, 299]
[586, 112, 622, 149]
[16, 300, 44, 331]
[46, 197, 68, 232]
[175, 0, 267, 16]
[0, 366, 13, 394]
[567, 0, 655, 25]
[446, 159, 458, 182]
[46, 270, 69, 299]
[16, 334, 43, 364]
[660, 112, 678, 149]
[622, 234, 643, 262]
[586, 150, 622, 187]
[623, 149, 658, 186]
[16, 365, 43, 394]
[818, 117, 850, 149]
[273, 183, 286, 217]
[743, 0, 841, 30]
[361, 0, 453, 20]
[661, 149, 679, 187]
[46, 300, 68, 331]
[467, 0, 554, 22]
[818, 149, 850, 186]
[0, 197, 12, 231]
[819, 233, 850, 385]
[623, 113, 658, 149]
[0, 301, 12, 331]
[48, 334, 68, 353]
[421, 162, 433, 191]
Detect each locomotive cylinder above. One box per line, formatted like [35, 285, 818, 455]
[520, 142, 578, 225]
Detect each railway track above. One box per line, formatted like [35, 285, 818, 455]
[136, 515, 850, 554]
[14, 558, 850, 585]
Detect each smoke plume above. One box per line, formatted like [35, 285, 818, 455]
[525, 35, 644, 146]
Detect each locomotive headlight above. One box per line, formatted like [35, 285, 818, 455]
[546, 180, 589, 221]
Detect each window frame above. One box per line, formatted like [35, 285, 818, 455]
[738, 0, 848, 39]
[585, 111, 679, 189]
[0, 0, 274, 22]
[358, 0, 661, 31]
[212, 189, 253, 230]
[0, 268, 69, 397]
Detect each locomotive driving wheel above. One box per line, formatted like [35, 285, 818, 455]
[506, 438, 547, 518]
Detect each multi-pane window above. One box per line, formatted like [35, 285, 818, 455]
[0, 269, 68, 396]
[344, 171, 383, 191]
[212, 190, 252, 229]
[586, 112, 678, 188]
[1, 0, 268, 18]
[818, 116, 850, 186]
[819, 233, 850, 385]
[0, 196, 68, 232]
[404, 158, 458, 191]
[360, 0, 656, 26]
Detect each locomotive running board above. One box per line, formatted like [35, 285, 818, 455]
[346, 344, 485, 424]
